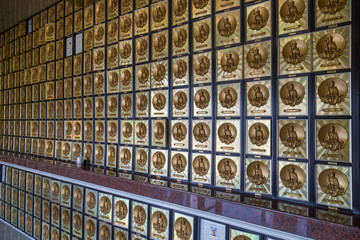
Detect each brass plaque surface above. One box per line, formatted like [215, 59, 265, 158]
[150, 149, 168, 176]
[192, 119, 212, 151]
[278, 0, 308, 35]
[172, 56, 189, 87]
[244, 40, 271, 78]
[131, 202, 148, 235]
[216, 156, 240, 189]
[247, 119, 271, 156]
[193, 86, 212, 117]
[150, 207, 169, 239]
[278, 120, 307, 159]
[316, 0, 351, 28]
[191, 152, 212, 184]
[246, 80, 271, 116]
[246, 1, 271, 41]
[173, 212, 194, 240]
[216, 120, 240, 153]
[193, 18, 211, 51]
[217, 46, 242, 82]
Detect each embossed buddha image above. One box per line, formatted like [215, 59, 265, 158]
[137, 66, 150, 86]
[99, 196, 111, 215]
[280, 0, 306, 24]
[95, 98, 105, 115]
[61, 185, 70, 201]
[133, 205, 146, 226]
[93, 49, 105, 67]
[194, 88, 210, 111]
[316, 0, 350, 27]
[120, 148, 131, 165]
[280, 123, 305, 149]
[280, 164, 305, 191]
[115, 200, 128, 221]
[217, 158, 237, 181]
[95, 145, 104, 162]
[152, 63, 166, 84]
[74, 188, 83, 206]
[153, 122, 165, 141]
[247, 161, 269, 186]
[119, 42, 132, 61]
[121, 69, 132, 90]
[107, 45, 118, 67]
[96, 122, 105, 140]
[120, 14, 132, 38]
[135, 9, 148, 35]
[136, 122, 147, 140]
[318, 122, 348, 154]
[100, 225, 111, 240]
[108, 122, 117, 139]
[175, 217, 192, 240]
[193, 155, 210, 177]
[248, 123, 269, 147]
[46, 141, 53, 155]
[73, 213, 82, 233]
[193, 20, 210, 50]
[152, 151, 166, 170]
[173, 59, 187, 83]
[173, 90, 187, 112]
[108, 20, 118, 41]
[171, 153, 187, 173]
[122, 122, 133, 139]
[247, 83, 269, 111]
[136, 149, 148, 168]
[316, 33, 345, 62]
[193, 122, 210, 146]
[83, 144, 92, 160]
[62, 209, 70, 226]
[247, 6, 269, 31]
[120, 95, 131, 115]
[318, 77, 348, 106]
[217, 122, 238, 151]
[65, 122, 72, 136]
[173, 27, 188, 54]
[245, 45, 269, 77]
[318, 168, 348, 197]
[152, 92, 166, 111]
[86, 219, 96, 237]
[152, 211, 167, 234]
[193, 55, 211, 84]
[283, 39, 307, 65]
[280, 81, 305, 110]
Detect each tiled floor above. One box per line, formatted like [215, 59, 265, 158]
[0, 219, 33, 240]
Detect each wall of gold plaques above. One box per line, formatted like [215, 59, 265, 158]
[0, 0, 355, 211]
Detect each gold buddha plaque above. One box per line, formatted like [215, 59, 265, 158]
[119, 39, 132, 66]
[85, 189, 98, 217]
[244, 41, 271, 79]
[34, 217, 41, 239]
[56, 40, 64, 59]
[64, 57, 72, 78]
[26, 173, 34, 193]
[95, 120, 105, 141]
[62, 141, 73, 160]
[135, 147, 149, 173]
[47, 62, 55, 81]
[313, 26, 350, 72]
[316, 120, 350, 162]
[95, 0, 105, 24]
[84, 5, 94, 29]
[84, 121, 94, 141]
[19, 210, 25, 230]
[57, 2, 64, 20]
[94, 24, 105, 47]
[46, 81, 55, 100]
[152, 119, 168, 147]
[172, 56, 189, 87]
[170, 151, 188, 180]
[119, 13, 133, 40]
[193, 85, 212, 117]
[121, 0, 133, 14]
[84, 74, 93, 95]
[191, 152, 211, 184]
[216, 156, 240, 188]
[19, 190, 25, 211]
[135, 35, 149, 63]
[246, 80, 271, 116]
[278, 120, 307, 159]
[193, 18, 211, 51]
[150, 149, 168, 176]
[61, 207, 71, 232]
[134, 8, 149, 35]
[64, 15, 73, 37]
[65, 0, 73, 16]
[57, 19, 64, 40]
[119, 94, 132, 118]
[95, 144, 105, 165]
[106, 120, 118, 142]
[73, 54, 82, 76]
[135, 120, 149, 145]
[244, 158, 271, 194]
[172, 88, 189, 117]
[246, 1, 271, 41]
[73, 121, 82, 140]
[107, 44, 119, 69]
[216, 120, 240, 153]
[216, 9, 241, 46]
[279, 33, 311, 75]
[120, 67, 133, 92]
[107, 94, 119, 118]
[32, 121, 38, 137]
[278, 0, 308, 35]
[135, 64, 150, 90]
[48, 119, 55, 138]
[316, 164, 351, 209]
[172, 0, 188, 25]
[41, 10, 47, 28]
[107, 19, 119, 44]
[83, 98, 92, 119]
[316, 72, 350, 116]
[45, 23, 55, 42]
[192, 120, 211, 151]
[316, 0, 351, 28]
[32, 67, 39, 83]
[118, 146, 133, 170]
[151, 60, 168, 88]
[94, 71, 105, 94]
[132, 202, 148, 235]
[230, 229, 259, 240]
[107, 0, 118, 20]
[84, 143, 93, 162]
[84, 28, 93, 51]
[278, 76, 308, 116]
[25, 213, 32, 235]
[72, 143, 82, 161]
[85, 216, 97, 240]
[173, 213, 193, 240]
[247, 120, 271, 156]
[121, 120, 134, 144]
[25, 193, 33, 215]
[113, 197, 129, 228]
[106, 145, 117, 168]
[278, 161, 308, 201]
[192, 0, 211, 18]
[84, 50, 93, 73]
[34, 196, 42, 218]
[151, 90, 168, 117]
[99, 221, 112, 240]
[43, 200, 50, 222]
[151, 1, 169, 31]
[74, 11, 83, 33]
[50, 180, 61, 204]
[45, 140, 54, 157]
[19, 171, 25, 190]
[49, 5, 56, 22]
[217, 83, 240, 117]
[64, 99, 72, 118]
[150, 207, 169, 239]
[93, 47, 105, 70]
[152, 30, 168, 60]
[73, 77, 82, 97]
[217, 46, 242, 82]
[72, 211, 83, 238]
[193, 52, 212, 84]
[134, 92, 150, 118]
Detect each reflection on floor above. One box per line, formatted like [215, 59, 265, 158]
[0, 219, 33, 240]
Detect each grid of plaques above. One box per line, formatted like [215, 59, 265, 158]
[0, 0, 355, 211]
[0, 165, 284, 240]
